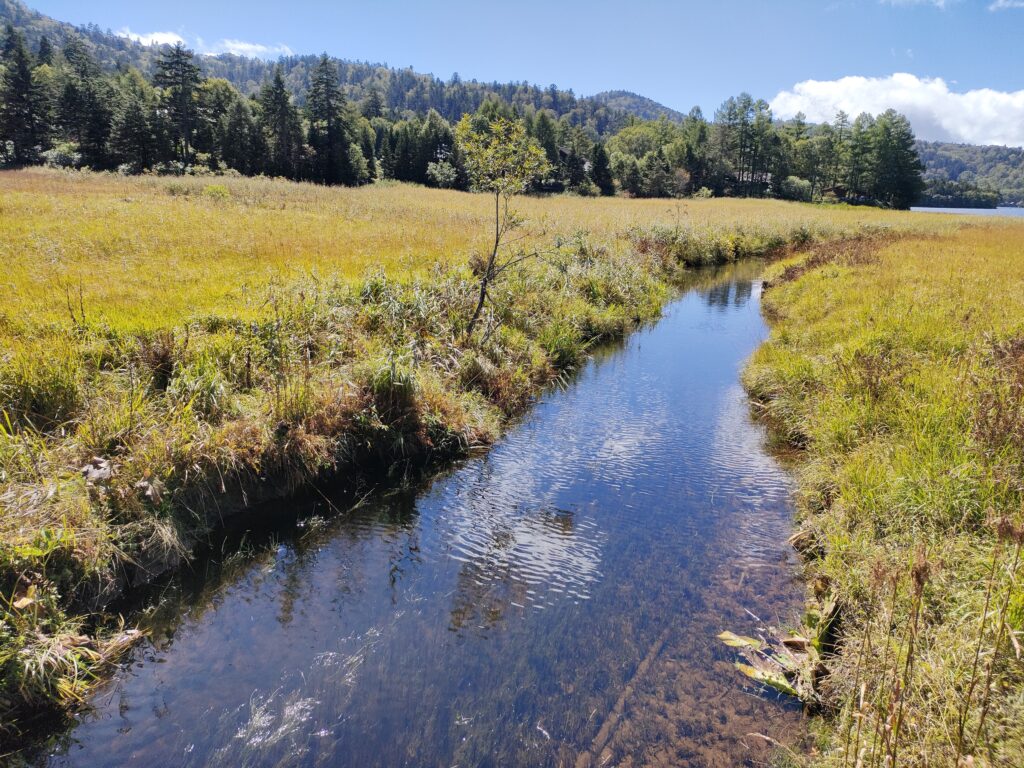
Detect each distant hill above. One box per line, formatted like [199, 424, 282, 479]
[916, 140, 1024, 205]
[590, 91, 687, 122]
[0, 0, 683, 135]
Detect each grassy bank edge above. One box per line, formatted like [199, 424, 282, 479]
[741, 226, 1024, 766]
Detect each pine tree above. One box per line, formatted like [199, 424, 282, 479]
[111, 92, 154, 170]
[639, 149, 674, 198]
[36, 35, 54, 66]
[193, 78, 244, 169]
[416, 109, 453, 185]
[306, 55, 351, 184]
[59, 39, 112, 168]
[871, 110, 924, 209]
[0, 27, 52, 164]
[378, 132, 395, 179]
[222, 98, 260, 174]
[358, 121, 377, 180]
[391, 122, 416, 181]
[532, 110, 559, 166]
[362, 87, 384, 119]
[620, 156, 643, 196]
[110, 71, 166, 171]
[1, 24, 16, 59]
[590, 142, 615, 196]
[347, 143, 369, 185]
[259, 66, 304, 179]
[154, 43, 202, 165]
[846, 113, 876, 199]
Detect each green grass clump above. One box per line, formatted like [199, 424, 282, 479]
[745, 222, 1024, 766]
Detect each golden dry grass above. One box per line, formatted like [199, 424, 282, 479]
[0, 168, 954, 331]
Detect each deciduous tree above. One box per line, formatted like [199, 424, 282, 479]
[455, 115, 549, 338]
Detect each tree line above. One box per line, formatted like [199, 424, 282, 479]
[606, 96, 925, 208]
[0, 26, 925, 207]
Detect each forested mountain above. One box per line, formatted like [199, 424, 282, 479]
[916, 140, 1024, 205]
[589, 91, 686, 122]
[0, 0, 638, 134]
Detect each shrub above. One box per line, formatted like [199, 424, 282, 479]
[202, 184, 231, 201]
[779, 175, 813, 202]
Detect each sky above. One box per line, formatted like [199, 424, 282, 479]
[25, 0, 1024, 146]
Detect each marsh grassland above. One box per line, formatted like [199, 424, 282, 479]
[0, 167, 978, 755]
[748, 222, 1024, 766]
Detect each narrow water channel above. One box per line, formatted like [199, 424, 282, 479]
[42, 262, 804, 768]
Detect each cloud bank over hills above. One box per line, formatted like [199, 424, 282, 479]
[771, 73, 1024, 147]
[116, 27, 293, 58]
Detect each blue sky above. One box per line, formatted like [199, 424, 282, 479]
[26, 0, 1024, 145]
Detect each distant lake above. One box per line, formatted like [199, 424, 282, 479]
[911, 206, 1024, 218]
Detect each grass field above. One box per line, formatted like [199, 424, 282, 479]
[747, 222, 1024, 766]
[0, 168, 964, 744]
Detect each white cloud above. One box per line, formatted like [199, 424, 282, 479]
[116, 28, 185, 47]
[116, 27, 291, 59]
[771, 73, 1024, 147]
[989, 0, 1024, 9]
[202, 39, 293, 58]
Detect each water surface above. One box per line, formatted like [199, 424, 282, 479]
[44, 262, 803, 768]
[911, 205, 1024, 217]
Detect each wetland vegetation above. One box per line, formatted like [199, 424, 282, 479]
[2, 2, 1024, 766]
[0, 166, 945, 748]
[747, 221, 1024, 766]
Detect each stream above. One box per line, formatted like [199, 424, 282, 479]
[41, 261, 804, 768]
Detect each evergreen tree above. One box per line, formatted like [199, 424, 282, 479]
[590, 141, 615, 196]
[0, 27, 51, 164]
[154, 43, 202, 165]
[416, 109, 454, 185]
[59, 38, 112, 167]
[193, 78, 244, 169]
[846, 113, 876, 198]
[1, 24, 16, 59]
[347, 142, 370, 185]
[259, 66, 304, 179]
[390, 121, 417, 181]
[110, 70, 167, 171]
[306, 55, 351, 184]
[871, 109, 924, 209]
[361, 87, 384, 119]
[357, 120, 377, 180]
[639, 149, 675, 198]
[679, 107, 711, 191]
[378, 131, 395, 179]
[532, 109, 559, 166]
[221, 98, 261, 174]
[111, 91, 154, 170]
[619, 155, 643, 196]
[36, 36, 54, 66]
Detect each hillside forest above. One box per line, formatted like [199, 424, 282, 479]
[0, 21, 927, 207]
